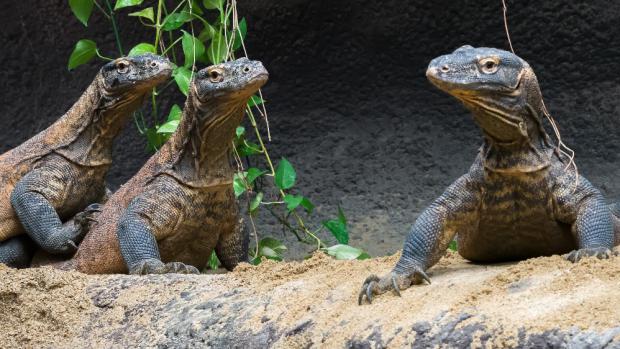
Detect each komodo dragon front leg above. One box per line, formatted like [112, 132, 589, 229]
[359, 174, 481, 304]
[10, 161, 104, 256]
[216, 218, 249, 270]
[117, 178, 200, 275]
[553, 176, 616, 261]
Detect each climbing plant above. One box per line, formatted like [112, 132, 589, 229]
[66, 0, 369, 266]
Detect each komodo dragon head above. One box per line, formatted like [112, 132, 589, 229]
[100, 53, 172, 100]
[426, 46, 549, 146]
[192, 57, 268, 110]
[162, 58, 268, 180]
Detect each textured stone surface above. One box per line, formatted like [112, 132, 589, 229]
[3, 252, 620, 348]
[1, 0, 619, 258]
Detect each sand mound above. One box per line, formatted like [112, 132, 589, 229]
[1, 251, 620, 348]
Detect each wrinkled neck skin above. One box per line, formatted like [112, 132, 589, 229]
[54, 76, 145, 166]
[163, 93, 246, 187]
[465, 71, 555, 174]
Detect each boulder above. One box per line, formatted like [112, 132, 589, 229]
[2, 251, 620, 348]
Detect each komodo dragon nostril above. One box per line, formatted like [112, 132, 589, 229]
[441, 65, 450, 73]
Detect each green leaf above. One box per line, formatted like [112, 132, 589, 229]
[247, 95, 264, 108]
[166, 104, 183, 121]
[250, 192, 263, 213]
[259, 237, 287, 253]
[114, 0, 143, 10]
[357, 251, 371, 260]
[246, 168, 266, 184]
[208, 250, 220, 270]
[128, 42, 156, 56]
[448, 240, 458, 251]
[198, 22, 217, 42]
[182, 30, 207, 67]
[258, 247, 281, 260]
[322, 220, 348, 245]
[207, 31, 228, 64]
[237, 142, 261, 157]
[184, 0, 203, 15]
[157, 120, 180, 134]
[202, 0, 223, 10]
[235, 126, 245, 138]
[283, 194, 303, 212]
[233, 172, 248, 198]
[324, 245, 365, 260]
[173, 66, 192, 96]
[128, 7, 154, 22]
[250, 256, 261, 265]
[68, 39, 97, 70]
[274, 158, 296, 190]
[69, 0, 94, 26]
[337, 206, 347, 225]
[253, 237, 286, 263]
[162, 12, 192, 31]
[300, 197, 315, 214]
[145, 127, 167, 152]
[233, 18, 247, 50]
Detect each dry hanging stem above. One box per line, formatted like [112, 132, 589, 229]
[501, 0, 579, 186]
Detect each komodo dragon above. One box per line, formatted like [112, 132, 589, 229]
[0, 54, 172, 267]
[359, 46, 620, 304]
[51, 58, 268, 274]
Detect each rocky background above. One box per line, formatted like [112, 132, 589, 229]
[1, 0, 619, 258]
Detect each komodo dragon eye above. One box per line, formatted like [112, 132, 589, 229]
[208, 68, 225, 83]
[116, 61, 130, 74]
[479, 57, 500, 74]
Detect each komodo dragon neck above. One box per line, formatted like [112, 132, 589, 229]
[51, 77, 144, 167]
[468, 71, 556, 174]
[473, 101, 555, 174]
[160, 93, 245, 188]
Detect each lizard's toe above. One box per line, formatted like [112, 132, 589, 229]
[358, 271, 424, 305]
[358, 275, 380, 305]
[84, 203, 103, 213]
[73, 203, 102, 231]
[163, 262, 200, 274]
[565, 247, 614, 263]
[129, 258, 166, 275]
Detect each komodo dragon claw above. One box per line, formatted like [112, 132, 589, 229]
[358, 269, 431, 305]
[129, 258, 200, 275]
[564, 247, 618, 263]
[73, 203, 103, 227]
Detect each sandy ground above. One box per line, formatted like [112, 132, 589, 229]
[1, 250, 620, 348]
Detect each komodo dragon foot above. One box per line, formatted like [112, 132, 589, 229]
[358, 268, 431, 305]
[73, 203, 102, 229]
[129, 258, 200, 275]
[564, 247, 618, 263]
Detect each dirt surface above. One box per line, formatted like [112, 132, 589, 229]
[2, 251, 620, 348]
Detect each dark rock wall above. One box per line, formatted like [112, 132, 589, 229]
[1, 0, 619, 257]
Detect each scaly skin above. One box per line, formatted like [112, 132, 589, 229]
[51, 58, 268, 274]
[359, 46, 619, 304]
[0, 54, 172, 267]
